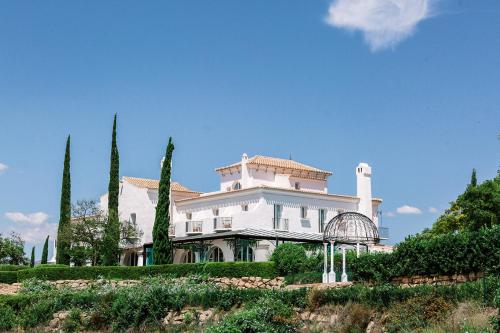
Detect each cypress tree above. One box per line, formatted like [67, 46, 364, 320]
[470, 168, 477, 187]
[153, 137, 174, 264]
[41, 235, 49, 264]
[30, 246, 35, 267]
[56, 136, 71, 265]
[102, 114, 121, 265]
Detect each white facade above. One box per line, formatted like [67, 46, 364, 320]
[100, 154, 383, 265]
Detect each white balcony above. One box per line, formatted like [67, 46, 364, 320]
[168, 225, 175, 237]
[273, 218, 289, 232]
[213, 217, 232, 232]
[185, 221, 203, 235]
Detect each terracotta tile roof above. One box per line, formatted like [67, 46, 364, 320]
[215, 155, 332, 176]
[123, 176, 201, 193]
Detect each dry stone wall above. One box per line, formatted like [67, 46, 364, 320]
[391, 272, 484, 287]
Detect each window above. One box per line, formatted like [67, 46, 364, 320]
[233, 181, 241, 190]
[236, 245, 254, 262]
[130, 213, 136, 224]
[300, 206, 308, 219]
[186, 212, 192, 220]
[208, 247, 224, 262]
[294, 182, 300, 190]
[318, 209, 326, 233]
[242, 204, 249, 212]
[182, 250, 196, 263]
[213, 208, 219, 216]
[273, 204, 283, 229]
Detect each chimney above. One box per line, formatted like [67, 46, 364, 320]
[241, 153, 249, 188]
[356, 162, 373, 221]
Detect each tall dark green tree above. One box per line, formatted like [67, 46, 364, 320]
[30, 246, 35, 267]
[102, 114, 121, 265]
[153, 137, 174, 264]
[470, 168, 477, 187]
[56, 136, 72, 265]
[41, 235, 49, 264]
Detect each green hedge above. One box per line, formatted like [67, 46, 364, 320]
[0, 272, 17, 284]
[17, 262, 277, 281]
[351, 225, 500, 283]
[0, 265, 28, 272]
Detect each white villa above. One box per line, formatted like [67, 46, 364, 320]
[100, 154, 388, 266]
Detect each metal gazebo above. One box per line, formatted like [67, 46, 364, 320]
[321, 212, 380, 283]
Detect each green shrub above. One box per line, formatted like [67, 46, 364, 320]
[271, 243, 307, 276]
[62, 308, 83, 333]
[17, 262, 277, 281]
[205, 295, 299, 333]
[351, 226, 500, 282]
[0, 271, 17, 284]
[0, 264, 28, 271]
[0, 304, 16, 330]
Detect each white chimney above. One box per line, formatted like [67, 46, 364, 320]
[356, 162, 373, 221]
[241, 153, 250, 188]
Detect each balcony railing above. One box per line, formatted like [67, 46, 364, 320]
[273, 218, 289, 231]
[379, 227, 389, 240]
[185, 221, 203, 235]
[213, 217, 232, 232]
[168, 225, 175, 237]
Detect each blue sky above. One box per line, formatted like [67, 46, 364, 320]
[0, 1, 499, 257]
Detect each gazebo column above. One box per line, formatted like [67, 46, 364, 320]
[329, 241, 336, 283]
[341, 247, 348, 282]
[322, 242, 328, 283]
[356, 242, 360, 258]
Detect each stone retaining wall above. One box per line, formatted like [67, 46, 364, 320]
[391, 272, 484, 287]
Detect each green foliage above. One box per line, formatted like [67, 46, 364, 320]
[206, 295, 299, 333]
[0, 271, 17, 284]
[0, 304, 16, 331]
[0, 264, 28, 271]
[427, 170, 499, 235]
[102, 114, 121, 266]
[271, 243, 307, 275]
[61, 308, 83, 333]
[41, 235, 49, 265]
[30, 246, 35, 268]
[284, 272, 322, 285]
[57, 135, 72, 265]
[153, 137, 175, 265]
[351, 226, 500, 282]
[385, 294, 453, 332]
[0, 232, 27, 265]
[17, 262, 277, 281]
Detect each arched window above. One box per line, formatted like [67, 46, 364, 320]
[182, 250, 196, 263]
[233, 181, 241, 190]
[208, 247, 225, 262]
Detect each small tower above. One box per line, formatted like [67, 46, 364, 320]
[240, 153, 250, 189]
[356, 162, 373, 222]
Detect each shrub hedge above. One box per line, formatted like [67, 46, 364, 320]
[351, 226, 500, 283]
[0, 271, 17, 284]
[16, 262, 277, 281]
[0, 265, 28, 272]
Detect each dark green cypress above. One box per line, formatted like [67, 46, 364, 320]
[153, 137, 174, 264]
[470, 168, 477, 187]
[30, 246, 35, 267]
[56, 136, 71, 265]
[102, 114, 121, 265]
[41, 235, 49, 264]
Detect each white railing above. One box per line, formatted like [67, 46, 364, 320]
[168, 225, 175, 237]
[273, 218, 289, 231]
[185, 221, 203, 235]
[213, 217, 232, 232]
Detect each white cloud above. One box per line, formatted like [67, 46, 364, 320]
[386, 211, 396, 217]
[0, 163, 7, 173]
[396, 205, 422, 214]
[428, 206, 438, 213]
[5, 212, 49, 225]
[325, 0, 434, 51]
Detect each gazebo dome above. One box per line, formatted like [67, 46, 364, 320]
[323, 212, 379, 244]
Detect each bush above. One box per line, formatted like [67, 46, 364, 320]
[17, 262, 277, 281]
[0, 264, 28, 271]
[351, 226, 500, 282]
[0, 271, 17, 284]
[285, 272, 322, 285]
[271, 243, 307, 276]
[0, 304, 16, 330]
